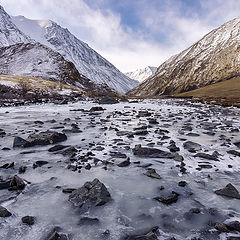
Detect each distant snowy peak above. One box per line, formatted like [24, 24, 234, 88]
[0, 6, 32, 47]
[125, 66, 157, 82]
[12, 15, 139, 93]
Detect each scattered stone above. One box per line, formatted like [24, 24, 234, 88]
[22, 216, 35, 225]
[62, 188, 76, 194]
[33, 161, 49, 169]
[0, 162, 14, 169]
[48, 145, 69, 152]
[69, 178, 111, 211]
[227, 150, 240, 157]
[154, 191, 179, 205]
[144, 169, 161, 179]
[0, 206, 12, 217]
[215, 222, 228, 232]
[78, 217, 100, 225]
[90, 106, 104, 111]
[178, 181, 187, 187]
[117, 159, 130, 167]
[193, 152, 218, 161]
[183, 141, 202, 152]
[19, 166, 27, 174]
[125, 226, 159, 240]
[27, 131, 67, 146]
[13, 136, 30, 148]
[215, 183, 240, 199]
[10, 175, 25, 190]
[133, 145, 174, 158]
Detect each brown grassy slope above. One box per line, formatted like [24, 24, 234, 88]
[176, 77, 240, 98]
[175, 77, 240, 107]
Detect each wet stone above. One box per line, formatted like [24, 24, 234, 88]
[0, 206, 12, 217]
[215, 183, 240, 199]
[154, 191, 179, 205]
[22, 216, 35, 225]
[144, 169, 161, 179]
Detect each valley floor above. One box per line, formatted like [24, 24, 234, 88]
[0, 99, 240, 240]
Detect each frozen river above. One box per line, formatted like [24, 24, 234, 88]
[0, 99, 240, 240]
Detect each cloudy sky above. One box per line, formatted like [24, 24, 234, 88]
[1, 0, 240, 72]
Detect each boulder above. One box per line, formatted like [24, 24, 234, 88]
[154, 191, 179, 205]
[144, 169, 161, 179]
[133, 145, 174, 158]
[215, 183, 240, 199]
[13, 136, 31, 148]
[125, 227, 159, 240]
[0, 206, 12, 217]
[10, 175, 25, 190]
[117, 159, 131, 167]
[69, 178, 111, 211]
[22, 216, 35, 225]
[183, 141, 202, 152]
[27, 131, 67, 146]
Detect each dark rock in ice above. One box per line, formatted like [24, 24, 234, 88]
[144, 169, 161, 179]
[33, 161, 49, 169]
[215, 222, 228, 232]
[10, 175, 25, 190]
[110, 152, 127, 158]
[227, 221, 240, 232]
[183, 141, 202, 152]
[19, 166, 27, 174]
[69, 178, 111, 211]
[154, 191, 179, 205]
[22, 216, 35, 225]
[0, 162, 14, 169]
[233, 141, 240, 148]
[48, 145, 69, 152]
[137, 111, 151, 117]
[57, 146, 77, 156]
[227, 150, 240, 157]
[44, 230, 68, 240]
[133, 145, 174, 158]
[62, 188, 76, 194]
[125, 226, 159, 240]
[0, 179, 11, 190]
[13, 136, 31, 148]
[215, 183, 240, 199]
[90, 106, 104, 111]
[85, 163, 91, 170]
[173, 154, 184, 162]
[117, 159, 130, 167]
[167, 140, 180, 152]
[133, 130, 148, 136]
[98, 97, 119, 104]
[0, 206, 12, 217]
[27, 131, 67, 146]
[178, 181, 187, 187]
[227, 237, 240, 240]
[78, 217, 100, 225]
[193, 152, 219, 161]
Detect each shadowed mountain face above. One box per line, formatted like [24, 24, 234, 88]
[128, 17, 240, 97]
[0, 43, 118, 97]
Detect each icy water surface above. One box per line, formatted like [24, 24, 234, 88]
[0, 99, 240, 240]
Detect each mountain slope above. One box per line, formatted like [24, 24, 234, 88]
[0, 42, 118, 97]
[128, 17, 240, 97]
[125, 66, 157, 83]
[12, 15, 139, 93]
[0, 6, 32, 47]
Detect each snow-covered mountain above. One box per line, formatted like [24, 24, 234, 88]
[128, 17, 240, 97]
[11, 15, 139, 93]
[0, 6, 32, 47]
[0, 42, 117, 96]
[125, 66, 157, 83]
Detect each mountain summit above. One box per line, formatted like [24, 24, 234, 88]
[128, 17, 240, 97]
[11, 15, 138, 93]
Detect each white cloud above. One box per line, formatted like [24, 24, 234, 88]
[0, 0, 239, 72]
